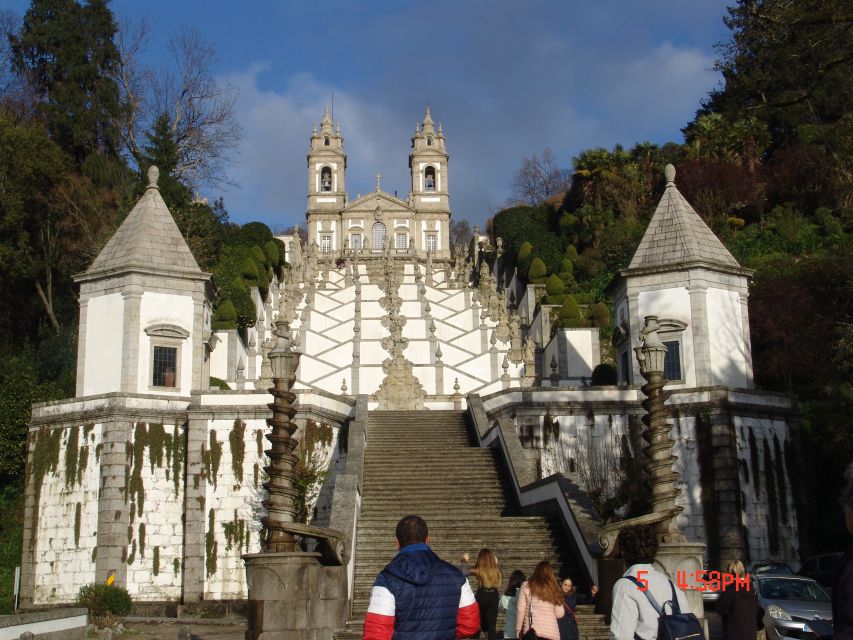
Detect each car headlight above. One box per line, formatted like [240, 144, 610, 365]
[767, 604, 792, 621]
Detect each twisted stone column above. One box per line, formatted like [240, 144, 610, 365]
[262, 319, 301, 551]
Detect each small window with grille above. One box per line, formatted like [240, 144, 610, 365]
[396, 233, 407, 250]
[426, 234, 437, 253]
[350, 234, 362, 250]
[321, 235, 332, 254]
[663, 340, 683, 382]
[152, 346, 177, 387]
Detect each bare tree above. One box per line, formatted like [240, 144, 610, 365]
[511, 148, 570, 206]
[450, 218, 472, 248]
[116, 23, 241, 191]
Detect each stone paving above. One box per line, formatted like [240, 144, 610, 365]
[117, 621, 246, 640]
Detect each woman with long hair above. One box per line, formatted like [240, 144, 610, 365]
[716, 559, 758, 640]
[499, 570, 526, 639]
[516, 561, 565, 640]
[470, 549, 503, 640]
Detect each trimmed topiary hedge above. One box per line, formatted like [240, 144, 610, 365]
[77, 583, 132, 628]
[591, 363, 618, 386]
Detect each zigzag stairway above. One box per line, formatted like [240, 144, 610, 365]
[334, 410, 609, 639]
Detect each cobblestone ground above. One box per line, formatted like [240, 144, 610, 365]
[118, 621, 246, 640]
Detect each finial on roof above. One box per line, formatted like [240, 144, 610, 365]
[147, 165, 160, 189]
[664, 163, 676, 185]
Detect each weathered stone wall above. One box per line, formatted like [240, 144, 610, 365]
[29, 423, 101, 604]
[123, 421, 186, 601]
[23, 392, 350, 605]
[734, 415, 798, 566]
[482, 387, 799, 570]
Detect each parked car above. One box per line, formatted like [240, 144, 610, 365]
[798, 552, 844, 589]
[755, 575, 833, 639]
[752, 562, 794, 575]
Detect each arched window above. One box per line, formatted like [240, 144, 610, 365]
[372, 222, 386, 251]
[324, 136, 330, 146]
[320, 166, 332, 192]
[424, 166, 436, 191]
[427, 136, 433, 146]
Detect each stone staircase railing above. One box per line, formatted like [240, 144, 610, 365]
[467, 394, 601, 586]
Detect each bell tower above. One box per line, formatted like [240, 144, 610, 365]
[409, 107, 449, 211]
[307, 108, 346, 253]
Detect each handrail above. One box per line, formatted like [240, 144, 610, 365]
[467, 394, 600, 584]
[327, 394, 369, 599]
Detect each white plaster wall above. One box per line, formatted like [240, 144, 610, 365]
[209, 332, 230, 384]
[706, 288, 748, 388]
[137, 292, 195, 394]
[32, 424, 101, 605]
[83, 294, 124, 396]
[637, 287, 696, 388]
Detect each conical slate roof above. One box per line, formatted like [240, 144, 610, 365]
[82, 166, 203, 279]
[627, 164, 742, 272]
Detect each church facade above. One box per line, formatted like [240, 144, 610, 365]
[306, 108, 451, 259]
[19, 109, 801, 610]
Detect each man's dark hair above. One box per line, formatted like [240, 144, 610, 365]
[395, 515, 428, 547]
[618, 524, 659, 565]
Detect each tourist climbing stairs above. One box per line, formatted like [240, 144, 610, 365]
[334, 410, 609, 639]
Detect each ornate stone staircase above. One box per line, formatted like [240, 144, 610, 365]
[334, 410, 609, 639]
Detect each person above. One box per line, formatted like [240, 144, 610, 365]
[468, 549, 502, 640]
[834, 462, 853, 639]
[560, 577, 599, 610]
[499, 570, 526, 640]
[609, 524, 691, 640]
[363, 515, 480, 640]
[715, 559, 757, 640]
[515, 560, 565, 640]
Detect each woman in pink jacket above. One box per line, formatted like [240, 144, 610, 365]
[516, 561, 565, 640]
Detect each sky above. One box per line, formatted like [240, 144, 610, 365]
[6, 0, 733, 230]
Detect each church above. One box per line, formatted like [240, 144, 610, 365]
[20, 108, 800, 626]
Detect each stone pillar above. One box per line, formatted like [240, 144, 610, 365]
[739, 292, 754, 389]
[655, 542, 708, 632]
[687, 283, 712, 387]
[182, 413, 209, 602]
[96, 418, 132, 588]
[19, 429, 38, 607]
[120, 284, 143, 392]
[191, 290, 206, 391]
[75, 295, 89, 396]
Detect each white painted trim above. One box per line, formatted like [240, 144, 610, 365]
[420, 196, 441, 203]
[316, 197, 337, 203]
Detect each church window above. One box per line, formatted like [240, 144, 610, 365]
[152, 346, 177, 388]
[396, 233, 408, 250]
[663, 340, 683, 382]
[426, 234, 437, 253]
[372, 222, 386, 251]
[427, 136, 433, 146]
[424, 166, 436, 191]
[320, 166, 332, 192]
[324, 136, 330, 146]
[350, 234, 362, 250]
[321, 235, 332, 254]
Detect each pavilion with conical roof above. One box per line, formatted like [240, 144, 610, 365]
[73, 166, 214, 397]
[607, 164, 754, 389]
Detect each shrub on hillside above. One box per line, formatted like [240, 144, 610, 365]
[77, 583, 132, 628]
[591, 302, 611, 327]
[591, 363, 618, 386]
[545, 273, 565, 296]
[528, 257, 547, 280]
[212, 300, 237, 330]
[234, 221, 274, 247]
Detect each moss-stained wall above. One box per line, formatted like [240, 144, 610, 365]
[30, 423, 100, 605]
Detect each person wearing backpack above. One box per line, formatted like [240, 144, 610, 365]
[609, 524, 701, 640]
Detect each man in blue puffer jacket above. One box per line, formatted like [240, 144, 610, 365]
[363, 514, 480, 640]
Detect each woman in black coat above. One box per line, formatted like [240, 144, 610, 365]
[715, 560, 757, 640]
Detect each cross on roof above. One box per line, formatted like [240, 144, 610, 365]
[375, 172, 382, 191]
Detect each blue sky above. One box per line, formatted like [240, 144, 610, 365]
[5, 0, 732, 230]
